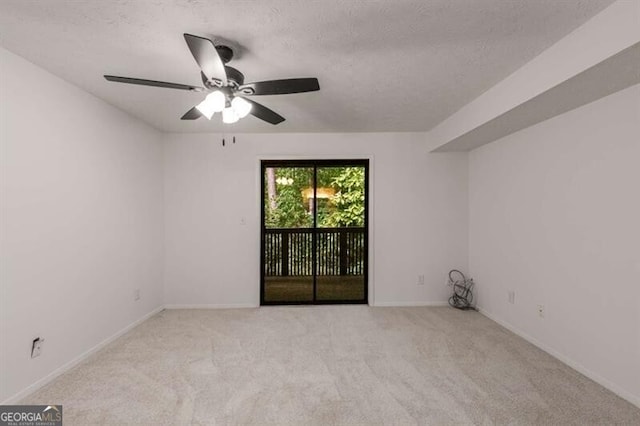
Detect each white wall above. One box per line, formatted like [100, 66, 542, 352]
[0, 47, 164, 402]
[163, 132, 468, 307]
[469, 84, 640, 406]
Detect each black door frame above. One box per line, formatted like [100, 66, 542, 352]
[260, 159, 369, 305]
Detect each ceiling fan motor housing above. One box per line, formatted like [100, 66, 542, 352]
[201, 65, 244, 89]
[224, 66, 244, 86]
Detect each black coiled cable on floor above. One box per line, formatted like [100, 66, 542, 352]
[448, 269, 476, 310]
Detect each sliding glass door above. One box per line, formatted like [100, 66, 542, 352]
[261, 160, 368, 305]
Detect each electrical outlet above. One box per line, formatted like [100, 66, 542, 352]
[508, 291, 515, 304]
[31, 337, 43, 358]
[537, 304, 545, 318]
[134, 289, 140, 301]
[417, 274, 425, 285]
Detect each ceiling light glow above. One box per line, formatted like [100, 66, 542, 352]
[196, 90, 226, 120]
[222, 106, 239, 124]
[231, 97, 252, 118]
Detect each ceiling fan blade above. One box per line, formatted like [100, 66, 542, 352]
[183, 33, 227, 86]
[181, 107, 202, 120]
[238, 78, 319, 96]
[242, 97, 285, 125]
[104, 75, 204, 91]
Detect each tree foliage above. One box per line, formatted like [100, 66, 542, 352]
[265, 166, 365, 228]
[264, 167, 313, 228]
[321, 167, 365, 227]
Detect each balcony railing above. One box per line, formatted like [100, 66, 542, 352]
[264, 227, 365, 276]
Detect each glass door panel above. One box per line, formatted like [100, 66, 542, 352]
[262, 166, 315, 303]
[315, 166, 366, 302]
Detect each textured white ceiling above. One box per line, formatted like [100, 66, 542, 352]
[0, 0, 615, 133]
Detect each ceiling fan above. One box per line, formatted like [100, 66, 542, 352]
[104, 34, 320, 125]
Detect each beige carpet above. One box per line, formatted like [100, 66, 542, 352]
[21, 306, 640, 425]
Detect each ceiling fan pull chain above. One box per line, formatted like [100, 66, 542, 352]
[233, 136, 236, 144]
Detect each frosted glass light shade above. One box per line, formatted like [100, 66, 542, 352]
[206, 91, 226, 112]
[231, 97, 252, 118]
[196, 90, 226, 119]
[222, 107, 239, 124]
[195, 100, 215, 120]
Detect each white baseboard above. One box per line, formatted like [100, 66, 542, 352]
[373, 301, 449, 307]
[163, 303, 258, 309]
[478, 306, 640, 409]
[1, 305, 164, 405]
[166, 303, 450, 309]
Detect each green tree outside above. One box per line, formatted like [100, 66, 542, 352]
[265, 166, 365, 228]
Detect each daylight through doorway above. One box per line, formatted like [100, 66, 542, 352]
[261, 160, 369, 305]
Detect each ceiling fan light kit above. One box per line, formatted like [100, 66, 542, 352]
[104, 33, 320, 125]
[195, 90, 225, 119]
[222, 106, 240, 124]
[231, 97, 252, 118]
